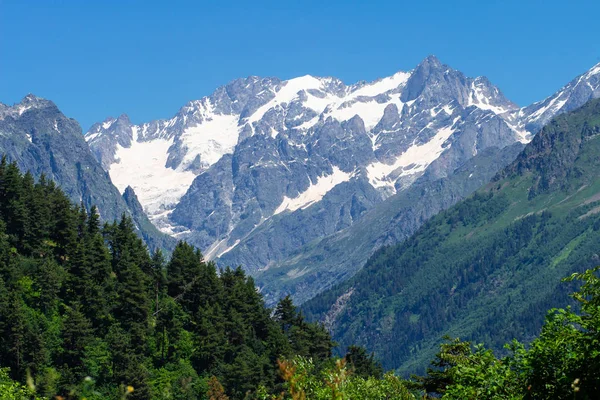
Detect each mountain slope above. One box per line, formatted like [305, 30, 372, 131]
[517, 62, 600, 135]
[218, 60, 600, 304]
[86, 57, 600, 306]
[86, 56, 521, 247]
[250, 142, 525, 305]
[0, 95, 174, 250]
[302, 97, 600, 373]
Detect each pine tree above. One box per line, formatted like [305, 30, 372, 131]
[274, 295, 300, 333]
[344, 345, 383, 379]
[166, 241, 201, 299]
[84, 208, 114, 331]
[50, 194, 77, 264]
[29, 174, 52, 255]
[20, 171, 35, 254]
[33, 257, 64, 315]
[114, 247, 150, 353]
[1, 162, 28, 250]
[60, 303, 93, 385]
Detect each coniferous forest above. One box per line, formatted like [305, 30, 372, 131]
[1, 155, 600, 399]
[0, 157, 404, 398]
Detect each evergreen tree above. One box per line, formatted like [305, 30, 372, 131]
[84, 208, 114, 331]
[59, 303, 93, 388]
[0, 161, 354, 399]
[345, 345, 383, 379]
[0, 162, 28, 251]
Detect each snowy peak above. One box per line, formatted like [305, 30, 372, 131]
[519, 61, 600, 136]
[0, 94, 57, 120]
[467, 76, 518, 114]
[401, 55, 448, 102]
[85, 57, 526, 244]
[400, 56, 516, 119]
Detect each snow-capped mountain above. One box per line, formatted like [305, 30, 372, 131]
[519, 62, 600, 134]
[85, 56, 600, 302]
[86, 56, 519, 248]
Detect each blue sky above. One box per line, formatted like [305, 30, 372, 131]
[1, 0, 599, 131]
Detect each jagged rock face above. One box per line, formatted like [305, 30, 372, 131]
[0, 95, 174, 251]
[503, 98, 600, 197]
[86, 57, 520, 252]
[248, 143, 525, 305]
[85, 56, 600, 302]
[0, 95, 122, 215]
[513, 63, 600, 137]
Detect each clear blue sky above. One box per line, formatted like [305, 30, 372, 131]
[1, 0, 599, 131]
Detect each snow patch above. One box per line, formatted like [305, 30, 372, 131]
[219, 239, 240, 257]
[367, 119, 459, 189]
[349, 71, 410, 98]
[248, 76, 329, 125]
[468, 81, 510, 114]
[274, 167, 353, 215]
[246, 71, 411, 133]
[17, 105, 32, 116]
[85, 132, 102, 142]
[443, 104, 454, 115]
[204, 238, 227, 260]
[295, 116, 320, 131]
[179, 114, 240, 169]
[148, 209, 191, 236]
[109, 139, 196, 216]
[527, 95, 568, 121]
[588, 63, 600, 77]
[329, 97, 403, 131]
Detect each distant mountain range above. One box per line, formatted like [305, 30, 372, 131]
[83, 55, 600, 304]
[302, 97, 600, 374]
[2, 56, 599, 306]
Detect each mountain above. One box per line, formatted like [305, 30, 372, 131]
[518, 62, 600, 134]
[251, 143, 525, 305]
[86, 56, 600, 305]
[85, 56, 532, 292]
[302, 97, 600, 374]
[220, 58, 600, 304]
[0, 95, 174, 250]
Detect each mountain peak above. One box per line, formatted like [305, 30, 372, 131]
[586, 61, 600, 77]
[20, 93, 54, 108]
[0, 94, 57, 120]
[401, 55, 452, 102]
[419, 54, 443, 68]
[116, 113, 131, 124]
[22, 93, 42, 101]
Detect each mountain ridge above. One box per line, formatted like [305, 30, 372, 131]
[81, 56, 600, 304]
[302, 97, 600, 373]
[0, 95, 175, 251]
[85, 56, 519, 245]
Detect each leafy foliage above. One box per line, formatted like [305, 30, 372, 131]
[272, 357, 415, 400]
[0, 367, 43, 400]
[414, 266, 600, 399]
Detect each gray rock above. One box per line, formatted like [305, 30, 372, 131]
[0, 95, 174, 251]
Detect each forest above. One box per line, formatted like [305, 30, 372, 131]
[0, 157, 598, 399]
